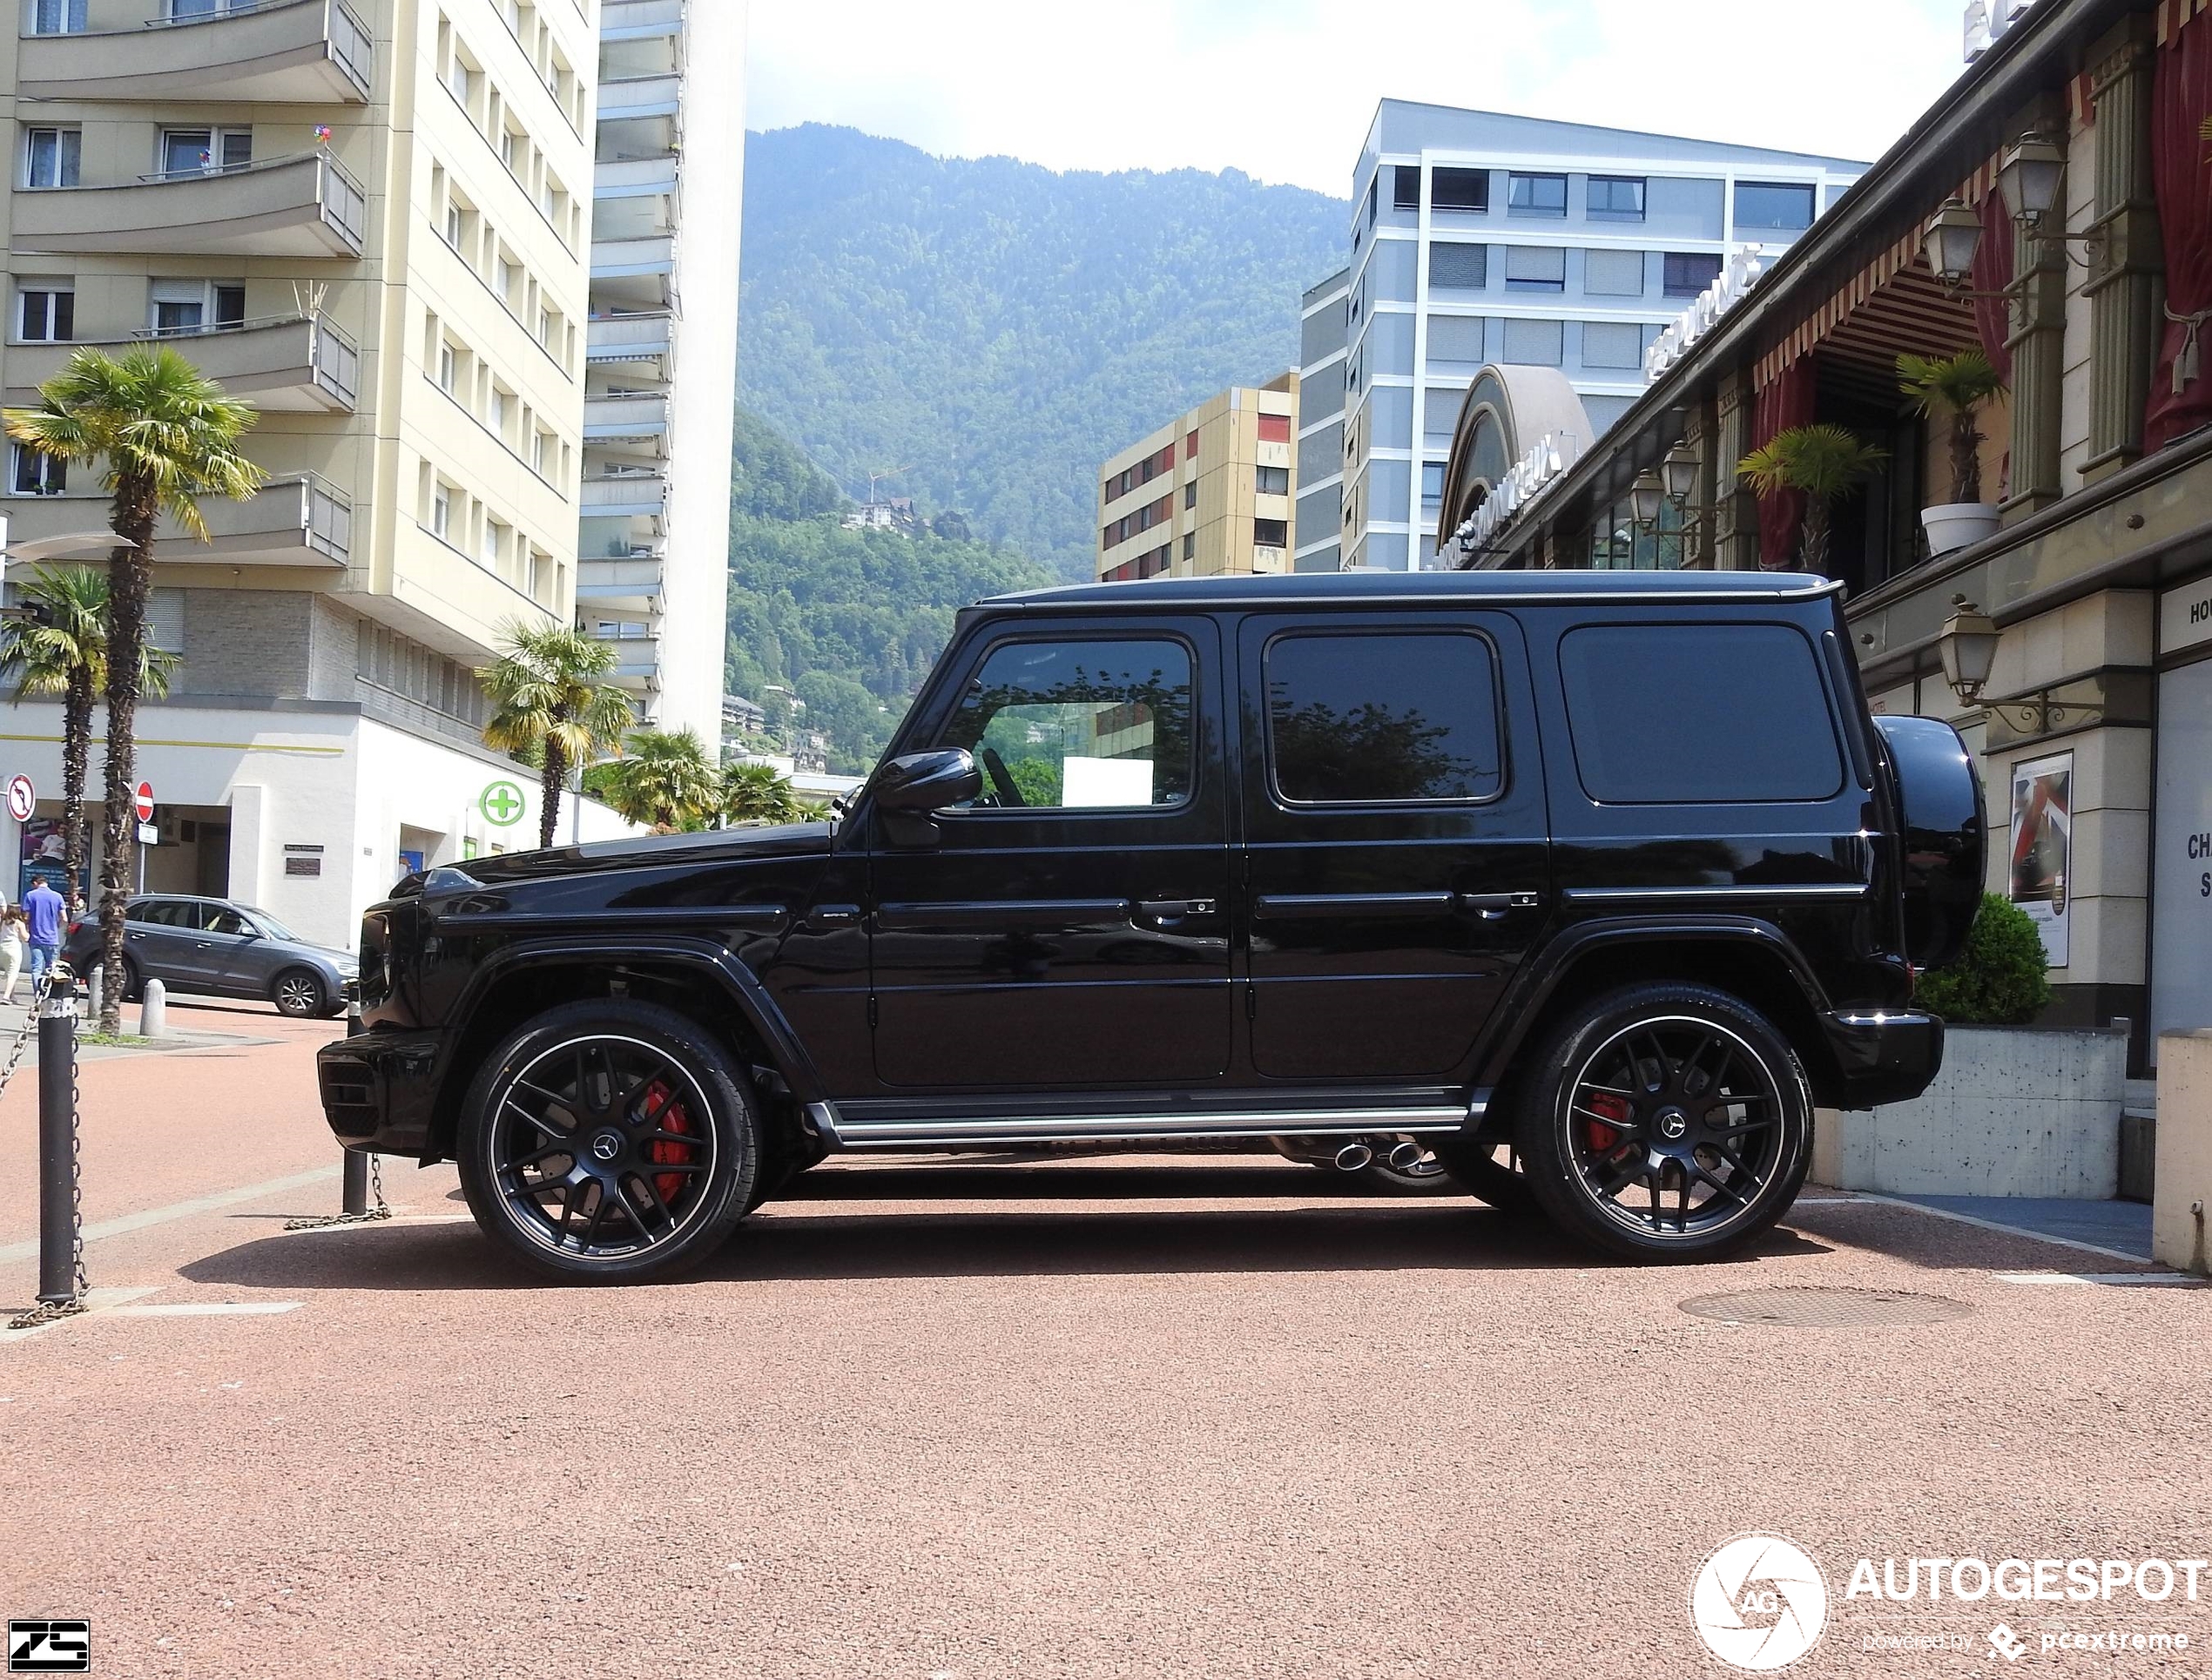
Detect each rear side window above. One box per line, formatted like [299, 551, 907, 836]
[133, 901, 188, 927]
[1559, 624, 1843, 803]
[1265, 631, 1502, 803]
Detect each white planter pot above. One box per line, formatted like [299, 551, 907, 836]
[1812, 1024, 2127, 1198]
[1921, 502, 2001, 557]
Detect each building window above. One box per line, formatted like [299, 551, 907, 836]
[150, 280, 245, 336]
[1365, 179, 1377, 230]
[431, 482, 452, 539]
[10, 444, 64, 496]
[1432, 167, 1488, 213]
[1581, 320, 1644, 369]
[1393, 165, 1421, 211]
[17, 287, 73, 342]
[1184, 481, 1197, 510]
[1662, 252, 1723, 297]
[482, 517, 504, 570]
[1421, 462, 1446, 506]
[24, 127, 80, 189]
[1426, 314, 1484, 365]
[1507, 172, 1567, 216]
[1183, 532, 1195, 561]
[1503, 246, 1566, 293]
[158, 127, 251, 178]
[1256, 465, 1289, 496]
[1428, 242, 1487, 290]
[1254, 518, 1289, 550]
[438, 341, 457, 393]
[29, 0, 85, 33]
[1583, 246, 1646, 296]
[1184, 429, 1197, 461]
[1258, 413, 1291, 444]
[1501, 317, 1564, 366]
[1587, 176, 1646, 220]
[1735, 181, 1816, 232]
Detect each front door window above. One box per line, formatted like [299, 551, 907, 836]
[933, 638, 1192, 811]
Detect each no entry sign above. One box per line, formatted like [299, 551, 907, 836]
[133, 780, 155, 823]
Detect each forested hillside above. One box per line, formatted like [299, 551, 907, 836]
[737, 124, 1346, 580]
[726, 407, 1055, 773]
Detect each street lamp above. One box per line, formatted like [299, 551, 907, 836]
[1628, 469, 1665, 527]
[1938, 597, 2000, 703]
[1997, 132, 2066, 228]
[1660, 442, 1700, 505]
[1921, 197, 1985, 290]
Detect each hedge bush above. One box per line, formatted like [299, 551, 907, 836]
[1913, 893, 2054, 1025]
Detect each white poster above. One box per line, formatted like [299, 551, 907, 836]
[2009, 751, 2072, 968]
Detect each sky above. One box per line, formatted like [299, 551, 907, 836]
[745, 0, 1974, 199]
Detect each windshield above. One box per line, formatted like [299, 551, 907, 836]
[239, 905, 300, 941]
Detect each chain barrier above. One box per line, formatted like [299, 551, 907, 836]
[9, 964, 83, 1331]
[282, 1151, 390, 1231]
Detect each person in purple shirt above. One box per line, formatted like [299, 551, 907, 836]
[23, 878, 64, 984]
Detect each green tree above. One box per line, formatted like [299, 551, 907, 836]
[1737, 423, 1888, 576]
[1897, 348, 2006, 504]
[3, 345, 263, 1030]
[0, 566, 180, 897]
[477, 623, 635, 849]
[602, 727, 718, 831]
[1913, 893, 2055, 1025]
[719, 760, 806, 827]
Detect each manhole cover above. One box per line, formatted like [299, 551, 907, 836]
[1679, 1286, 1974, 1327]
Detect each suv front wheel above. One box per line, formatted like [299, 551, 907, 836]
[456, 999, 759, 1283]
[1516, 983, 1811, 1261]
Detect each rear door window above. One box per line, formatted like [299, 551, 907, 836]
[1264, 631, 1503, 804]
[1558, 624, 1844, 803]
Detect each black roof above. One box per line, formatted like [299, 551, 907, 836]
[982, 570, 1842, 611]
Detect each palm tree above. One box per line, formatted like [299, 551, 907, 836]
[719, 760, 805, 827]
[1897, 349, 2006, 504]
[1737, 423, 1888, 576]
[603, 727, 718, 831]
[4, 345, 263, 1030]
[0, 566, 179, 897]
[478, 624, 636, 849]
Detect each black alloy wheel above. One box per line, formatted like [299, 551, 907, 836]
[272, 968, 326, 1018]
[457, 999, 757, 1282]
[1516, 984, 1811, 1260]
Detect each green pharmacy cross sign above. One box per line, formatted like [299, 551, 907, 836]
[480, 779, 528, 827]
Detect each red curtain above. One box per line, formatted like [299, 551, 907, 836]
[1752, 355, 1817, 568]
[2145, 10, 2212, 452]
[1971, 191, 2015, 382]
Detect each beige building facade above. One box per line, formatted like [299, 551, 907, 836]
[1096, 373, 1297, 583]
[0, 0, 639, 948]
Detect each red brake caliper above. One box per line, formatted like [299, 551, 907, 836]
[639, 1079, 693, 1207]
[1584, 1092, 1631, 1153]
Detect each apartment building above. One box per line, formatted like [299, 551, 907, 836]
[574, 0, 739, 743]
[1096, 374, 1298, 584]
[0, 0, 634, 948]
[1293, 267, 1348, 572]
[1328, 100, 1864, 570]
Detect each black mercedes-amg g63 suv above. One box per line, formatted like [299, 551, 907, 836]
[318, 570, 1984, 1281]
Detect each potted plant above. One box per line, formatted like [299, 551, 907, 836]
[1898, 348, 2006, 556]
[1735, 422, 1887, 576]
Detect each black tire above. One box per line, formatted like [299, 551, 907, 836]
[1514, 983, 1812, 1262]
[270, 968, 326, 1018]
[455, 999, 758, 1283]
[116, 955, 141, 1005]
[1431, 1136, 1540, 1213]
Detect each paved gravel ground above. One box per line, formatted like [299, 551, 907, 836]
[2, 1023, 2207, 1678]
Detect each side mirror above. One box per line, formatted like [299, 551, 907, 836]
[872, 748, 981, 813]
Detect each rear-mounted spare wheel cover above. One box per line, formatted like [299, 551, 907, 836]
[1872, 714, 1986, 971]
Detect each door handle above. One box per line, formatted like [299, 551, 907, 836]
[1458, 891, 1542, 920]
[1136, 898, 1216, 923]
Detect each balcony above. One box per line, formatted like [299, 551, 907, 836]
[17, 0, 373, 104]
[3, 473, 350, 567]
[590, 235, 672, 280]
[582, 472, 666, 519]
[598, 72, 680, 121]
[13, 152, 367, 259]
[601, 0, 682, 41]
[586, 311, 672, 364]
[583, 393, 669, 440]
[6, 314, 359, 413]
[586, 624, 662, 687]
[577, 556, 664, 608]
[594, 153, 678, 200]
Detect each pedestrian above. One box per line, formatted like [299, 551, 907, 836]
[23, 876, 65, 989]
[0, 905, 24, 1005]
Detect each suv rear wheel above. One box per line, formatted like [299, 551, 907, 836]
[456, 999, 759, 1283]
[1515, 983, 1811, 1261]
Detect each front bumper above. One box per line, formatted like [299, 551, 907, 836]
[316, 1030, 447, 1157]
[1817, 1009, 1945, 1110]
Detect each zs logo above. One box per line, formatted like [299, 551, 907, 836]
[7, 1620, 90, 1674]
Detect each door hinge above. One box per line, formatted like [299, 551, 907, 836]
[867, 995, 878, 1029]
[1244, 986, 1257, 1021]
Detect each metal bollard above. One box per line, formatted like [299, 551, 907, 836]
[139, 976, 166, 1040]
[84, 966, 100, 1028]
[37, 969, 79, 1306]
[341, 996, 368, 1215]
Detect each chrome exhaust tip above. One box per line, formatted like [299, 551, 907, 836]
[1386, 1140, 1426, 1171]
[1333, 1142, 1374, 1171]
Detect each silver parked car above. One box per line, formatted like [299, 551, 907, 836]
[64, 894, 357, 1018]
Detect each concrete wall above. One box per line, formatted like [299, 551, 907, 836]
[1812, 1025, 2126, 1197]
[2153, 1030, 2212, 1274]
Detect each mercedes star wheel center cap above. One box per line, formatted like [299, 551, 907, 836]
[1656, 1109, 1690, 1141]
[590, 1131, 624, 1163]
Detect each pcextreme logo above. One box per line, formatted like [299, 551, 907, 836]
[1689, 1533, 1829, 1671]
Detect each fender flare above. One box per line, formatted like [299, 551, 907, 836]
[444, 933, 830, 1105]
[1470, 914, 1838, 1093]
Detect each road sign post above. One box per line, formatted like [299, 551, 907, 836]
[132, 781, 154, 893]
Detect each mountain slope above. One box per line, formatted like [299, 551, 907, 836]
[737, 124, 1347, 580]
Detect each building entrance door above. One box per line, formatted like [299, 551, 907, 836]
[2151, 657, 2212, 1059]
